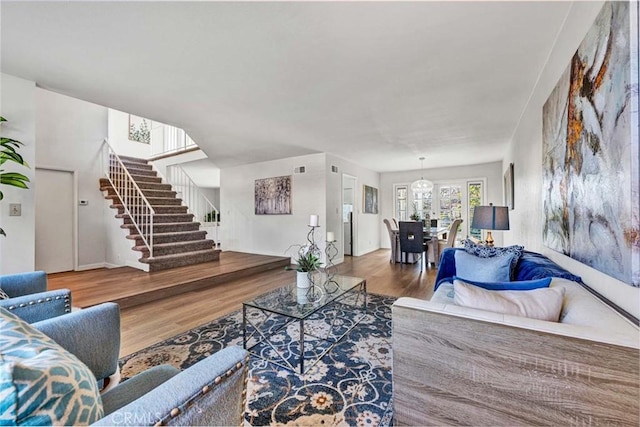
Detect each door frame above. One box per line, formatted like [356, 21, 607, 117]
[342, 174, 357, 256]
[35, 166, 78, 271]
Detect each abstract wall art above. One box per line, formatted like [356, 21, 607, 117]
[363, 185, 378, 214]
[542, 1, 639, 287]
[255, 175, 292, 215]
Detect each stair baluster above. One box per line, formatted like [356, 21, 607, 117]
[103, 139, 155, 258]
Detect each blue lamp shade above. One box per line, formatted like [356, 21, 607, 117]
[471, 205, 510, 231]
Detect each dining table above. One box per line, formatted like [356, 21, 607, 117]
[390, 227, 449, 265]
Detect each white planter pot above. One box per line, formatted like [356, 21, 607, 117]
[296, 271, 312, 289]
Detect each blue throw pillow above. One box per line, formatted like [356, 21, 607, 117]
[452, 276, 552, 291]
[454, 250, 515, 282]
[463, 239, 524, 279]
[0, 307, 104, 425]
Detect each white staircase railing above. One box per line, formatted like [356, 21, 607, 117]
[102, 139, 156, 258]
[166, 165, 219, 247]
[152, 124, 196, 156]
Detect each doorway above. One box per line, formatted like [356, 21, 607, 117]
[342, 174, 356, 256]
[35, 168, 75, 273]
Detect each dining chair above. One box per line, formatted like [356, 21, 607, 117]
[383, 219, 399, 264]
[436, 219, 463, 262]
[398, 221, 428, 271]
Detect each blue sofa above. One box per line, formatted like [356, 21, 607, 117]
[0, 271, 71, 323]
[434, 247, 582, 290]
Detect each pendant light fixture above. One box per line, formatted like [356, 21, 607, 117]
[411, 157, 433, 193]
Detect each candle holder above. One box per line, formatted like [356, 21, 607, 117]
[305, 224, 322, 289]
[324, 238, 339, 293]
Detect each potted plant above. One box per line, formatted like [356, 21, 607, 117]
[0, 116, 30, 236]
[286, 244, 322, 289]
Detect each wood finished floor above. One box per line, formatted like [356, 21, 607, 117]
[49, 249, 437, 357]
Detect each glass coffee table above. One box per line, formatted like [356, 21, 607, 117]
[242, 273, 367, 374]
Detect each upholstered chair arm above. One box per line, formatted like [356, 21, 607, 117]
[0, 270, 48, 297]
[92, 346, 248, 426]
[34, 302, 121, 386]
[0, 289, 71, 323]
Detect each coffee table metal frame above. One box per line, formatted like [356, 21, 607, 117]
[242, 274, 367, 374]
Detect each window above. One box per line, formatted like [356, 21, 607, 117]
[468, 181, 483, 240]
[438, 185, 462, 229]
[412, 187, 432, 221]
[393, 179, 486, 242]
[394, 185, 409, 221]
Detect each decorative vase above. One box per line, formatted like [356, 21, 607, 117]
[296, 271, 312, 289]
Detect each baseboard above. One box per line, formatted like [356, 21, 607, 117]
[126, 260, 149, 272]
[76, 262, 107, 271]
[104, 263, 122, 269]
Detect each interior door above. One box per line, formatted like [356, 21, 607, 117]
[343, 175, 356, 256]
[35, 168, 74, 273]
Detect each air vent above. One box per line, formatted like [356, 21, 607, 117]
[294, 166, 306, 174]
[331, 165, 339, 173]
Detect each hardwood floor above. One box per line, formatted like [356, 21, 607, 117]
[50, 249, 437, 357]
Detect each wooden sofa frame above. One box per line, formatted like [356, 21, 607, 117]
[392, 301, 640, 426]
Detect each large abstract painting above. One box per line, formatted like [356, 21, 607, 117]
[255, 176, 292, 215]
[542, 2, 639, 287]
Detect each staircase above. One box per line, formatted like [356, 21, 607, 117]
[100, 154, 220, 272]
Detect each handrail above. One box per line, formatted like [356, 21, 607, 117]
[152, 124, 197, 156]
[166, 164, 219, 247]
[102, 139, 156, 258]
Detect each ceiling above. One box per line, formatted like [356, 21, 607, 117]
[1, 1, 571, 173]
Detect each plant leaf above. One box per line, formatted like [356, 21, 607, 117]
[0, 173, 30, 188]
[0, 117, 6, 122]
[0, 151, 24, 165]
[0, 137, 24, 146]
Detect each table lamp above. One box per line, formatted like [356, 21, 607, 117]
[471, 204, 509, 247]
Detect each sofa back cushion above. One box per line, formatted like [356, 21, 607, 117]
[453, 280, 565, 322]
[0, 307, 103, 425]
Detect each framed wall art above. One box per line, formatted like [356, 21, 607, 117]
[128, 114, 151, 144]
[255, 175, 292, 215]
[363, 184, 379, 214]
[504, 163, 514, 210]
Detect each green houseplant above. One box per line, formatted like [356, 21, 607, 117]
[0, 116, 30, 236]
[285, 244, 322, 289]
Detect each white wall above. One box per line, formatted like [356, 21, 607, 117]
[221, 154, 327, 261]
[36, 88, 109, 270]
[151, 149, 208, 180]
[505, 1, 640, 318]
[326, 154, 381, 259]
[107, 109, 152, 159]
[0, 74, 36, 274]
[221, 153, 380, 265]
[200, 187, 220, 210]
[380, 161, 503, 248]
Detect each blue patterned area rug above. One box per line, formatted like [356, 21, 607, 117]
[119, 293, 396, 426]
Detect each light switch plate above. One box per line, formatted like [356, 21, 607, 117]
[9, 203, 21, 216]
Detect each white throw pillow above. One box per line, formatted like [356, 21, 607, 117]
[453, 280, 565, 322]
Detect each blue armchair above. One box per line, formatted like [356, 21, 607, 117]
[32, 303, 248, 426]
[0, 271, 71, 323]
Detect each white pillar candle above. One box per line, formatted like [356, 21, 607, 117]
[327, 231, 335, 242]
[309, 214, 319, 227]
